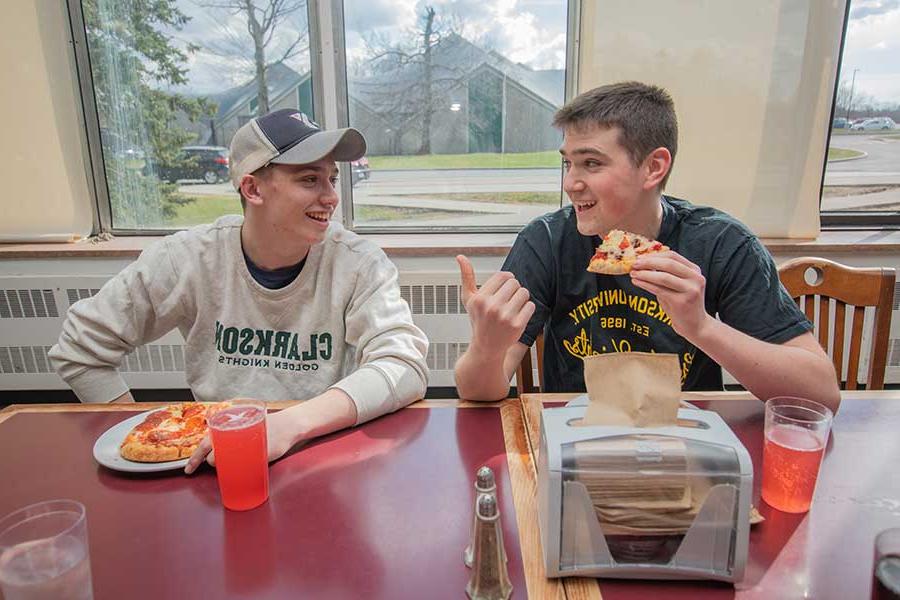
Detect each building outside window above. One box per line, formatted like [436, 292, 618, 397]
[342, 0, 569, 230]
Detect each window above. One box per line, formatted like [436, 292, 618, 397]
[73, 0, 314, 230]
[341, 0, 569, 230]
[821, 0, 900, 227]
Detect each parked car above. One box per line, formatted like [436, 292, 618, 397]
[158, 146, 230, 184]
[350, 156, 370, 186]
[831, 117, 850, 129]
[850, 117, 897, 131]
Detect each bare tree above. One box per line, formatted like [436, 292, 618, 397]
[358, 5, 470, 155]
[198, 0, 308, 113]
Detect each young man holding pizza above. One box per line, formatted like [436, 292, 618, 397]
[49, 108, 429, 471]
[454, 81, 840, 413]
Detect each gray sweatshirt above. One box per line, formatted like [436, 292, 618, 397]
[48, 216, 429, 424]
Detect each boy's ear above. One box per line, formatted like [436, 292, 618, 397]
[239, 173, 265, 207]
[642, 147, 672, 191]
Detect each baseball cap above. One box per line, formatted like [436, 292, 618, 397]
[229, 108, 367, 189]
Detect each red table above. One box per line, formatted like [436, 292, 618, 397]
[3, 391, 898, 599]
[522, 391, 900, 600]
[0, 400, 551, 599]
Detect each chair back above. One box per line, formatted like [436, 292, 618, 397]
[516, 333, 544, 396]
[778, 257, 895, 390]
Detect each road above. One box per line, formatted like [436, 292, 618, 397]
[825, 132, 900, 189]
[178, 133, 900, 220]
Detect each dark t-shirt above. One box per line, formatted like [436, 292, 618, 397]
[501, 196, 812, 392]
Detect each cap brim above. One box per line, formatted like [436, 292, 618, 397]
[270, 128, 366, 165]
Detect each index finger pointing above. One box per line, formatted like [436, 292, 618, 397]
[456, 255, 478, 298]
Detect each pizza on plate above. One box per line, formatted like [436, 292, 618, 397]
[587, 229, 669, 275]
[119, 402, 227, 462]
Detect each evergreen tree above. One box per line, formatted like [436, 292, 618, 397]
[82, 0, 214, 227]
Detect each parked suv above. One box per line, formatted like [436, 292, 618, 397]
[850, 117, 897, 131]
[831, 117, 850, 129]
[158, 146, 230, 184]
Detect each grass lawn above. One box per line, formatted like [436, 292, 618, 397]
[831, 129, 900, 137]
[827, 147, 865, 161]
[368, 150, 561, 170]
[168, 194, 241, 227]
[168, 193, 474, 226]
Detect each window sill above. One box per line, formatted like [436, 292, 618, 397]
[2, 229, 900, 259]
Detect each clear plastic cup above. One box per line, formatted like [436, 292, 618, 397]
[761, 396, 833, 513]
[873, 528, 900, 599]
[0, 499, 93, 600]
[208, 400, 269, 511]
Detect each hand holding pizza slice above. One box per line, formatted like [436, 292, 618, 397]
[587, 229, 669, 275]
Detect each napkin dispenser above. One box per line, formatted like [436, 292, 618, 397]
[537, 401, 752, 582]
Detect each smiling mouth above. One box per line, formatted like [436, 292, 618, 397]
[307, 211, 330, 223]
[574, 201, 597, 213]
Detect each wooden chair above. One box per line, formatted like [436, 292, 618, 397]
[516, 333, 544, 396]
[778, 257, 895, 390]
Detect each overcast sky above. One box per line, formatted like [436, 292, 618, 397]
[166, 0, 899, 105]
[842, 0, 900, 103]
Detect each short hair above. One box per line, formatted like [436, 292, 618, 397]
[553, 82, 678, 188]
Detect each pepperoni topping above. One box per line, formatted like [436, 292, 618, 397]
[618, 239, 630, 250]
[147, 430, 178, 442]
[182, 404, 205, 419]
[134, 410, 170, 432]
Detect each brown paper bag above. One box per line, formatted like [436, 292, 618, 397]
[581, 352, 681, 428]
[574, 352, 692, 534]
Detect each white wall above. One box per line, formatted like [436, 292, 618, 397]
[1, 250, 897, 393]
[578, 0, 846, 238]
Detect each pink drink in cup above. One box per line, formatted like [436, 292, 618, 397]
[761, 396, 833, 513]
[208, 400, 269, 511]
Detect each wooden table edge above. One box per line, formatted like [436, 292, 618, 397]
[0, 398, 506, 425]
[500, 400, 568, 599]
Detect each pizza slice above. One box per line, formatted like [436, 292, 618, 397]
[119, 402, 228, 462]
[587, 229, 669, 275]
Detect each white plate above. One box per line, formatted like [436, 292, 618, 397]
[92, 409, 190, 473]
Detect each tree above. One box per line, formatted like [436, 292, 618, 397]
[198, 0, 309, 114]
[358, 6, 470, 155]
[83, 0, 214, 227]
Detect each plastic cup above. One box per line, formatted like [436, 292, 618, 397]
[0, 499, 94, 600]
[873, 528, 900, 599]
[761, 396, 833, 513]
[208, 400, 269, 511]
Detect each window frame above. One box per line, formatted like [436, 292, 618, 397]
[820, 0, 900, 230]
[65, 0, 324, 236]
[67, 0, 900, 235]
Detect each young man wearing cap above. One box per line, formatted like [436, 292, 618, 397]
[50, 109, 429, 470]
[453, 82, 840, 413]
